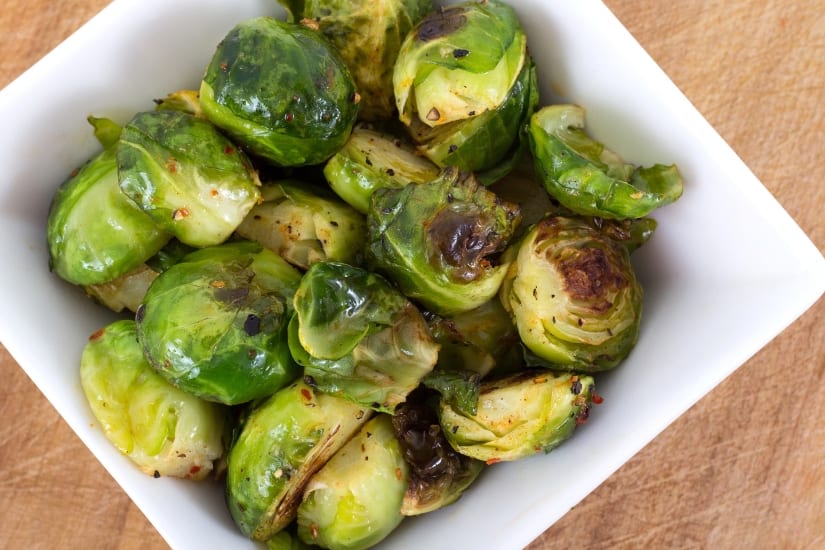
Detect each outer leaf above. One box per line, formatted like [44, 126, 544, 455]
[117, 110, 261, 247]
[528, 104, 684, 219]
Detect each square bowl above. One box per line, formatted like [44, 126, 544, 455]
[0, 1, 823, 549]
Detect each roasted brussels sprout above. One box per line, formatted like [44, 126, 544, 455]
[499, 215, 643, 371]
[528, 104, 684, 219]
[367, 167, 521, 316]
[279, 0, 432, 121]
[392, 390, 484, 515]
[323, 126, 439, 213]
[439, 370, 595, 462]
[136, 241, 303, 405]
[289, 262, 439, 412]
[394, 0, 527, 127]
[47, 120, 170, 286]
[266, 526, 313, 550]
[406, 59, 538, 182]
[226, 380, 371, 541]
[236, 179, 367, 269]
[116, 110, 261, 247]
[296, 415, 408, 549]
[393, 0, 532, 178]
[80, 320, 226, 479]
[200, 17, 359, 166]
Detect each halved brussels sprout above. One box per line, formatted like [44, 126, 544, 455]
[200, 17, 359, 166]
[367, 167, 521, 316]
[136, 241, 303, 405]
[528, 104, 684, 219]
[279, 0, 432, 121]
[117, 110, 261, 247]
[289, 262, 439, 412]
[323, 126, 439, 213]
[47, 123, 171, 286]
[407, 58, 538, 183]
[392, 390, 484, 515]
[80, 320, 226, 479]
[394, 0, 527, 128]
[226, 380, 371, 541]
[296, 415, 408, 550]
[236, 179, 367, 269]
[499, 215, 643, 371]
[439, 370, 595, 462]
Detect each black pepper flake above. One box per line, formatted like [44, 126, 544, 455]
[468, 110, 476, 116]
[330, 220, 339, 227]
[571, 379, 582, 395]
[453, 48, 470, 58]
[153, 470, 161, 479]
[365, 157, 373, 166]
[304, 375, 317, 387]
[451, 425, 458, 434]
[448, 144, 458, 153]
[244, 314, 261, 336]
[577, 318, 583, 327]
[386, 168, 395, 176]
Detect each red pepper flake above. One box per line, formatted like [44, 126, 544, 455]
[219, 61, 229, 72]
[210, 280, 226, 288]
[300, 388, 312, 401]
[395, 467, 403, 480]
[189, 465, 201, 475]
[486, 458, 501, 465]
[591, 391, 604, 404]
[284, 112, 294, 122]
[88, 328, 106, 341]
[224, 145, 235, 155]
[172, 208, 190, 221]
[210, 188, 219, 198]
[165, 157, 178, 173]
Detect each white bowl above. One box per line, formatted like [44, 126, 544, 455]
[0, 1, 822, 549]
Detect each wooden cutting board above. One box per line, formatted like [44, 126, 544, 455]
[0, 1, 822, 548]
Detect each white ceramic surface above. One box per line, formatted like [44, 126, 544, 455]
[0, 1, 822, 549]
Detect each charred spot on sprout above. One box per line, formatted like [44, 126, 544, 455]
[558, 246, 627, 310]
[428, 209, 503, 282]
[417, 9, 467, 41]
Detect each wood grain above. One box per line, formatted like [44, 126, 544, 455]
[0, 1, 822, 549]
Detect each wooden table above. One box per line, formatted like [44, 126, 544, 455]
[1, 1, 822, 548]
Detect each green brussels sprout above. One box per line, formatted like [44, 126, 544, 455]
[421, 366, 481, 417]
[498, 215, 643, 371]
[323, 126, 439, 214]
[279, 0, 432, 121]
[85, 239, 195, 313]
[236, 179, 367, 270]
[394, 0, 527, 128]
[528, 104, 684, 219]
[289, 262, 439, 412]
[116, 110, 261, 247]
[80, 320, 226, 479]
[367, 167, 521, 316]
[439, 370, 596, 462]
[392, 390, 484, 515]
[406, 58, 539, 183]
[136, 241, 303, 405]
[47, 122, 171, 286]
[226, 380, 371, 541]
[426, 298, 523, 379]
[199, 17, 359, 166]
[296, 415, 408, 550]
